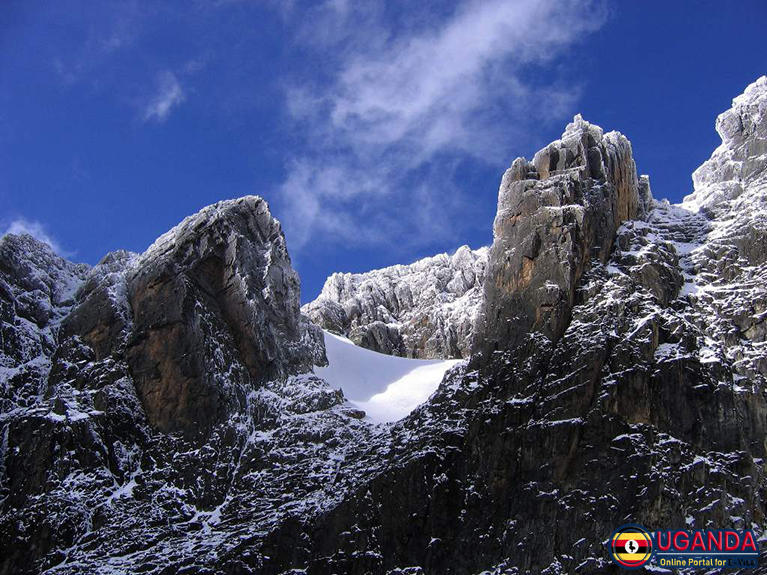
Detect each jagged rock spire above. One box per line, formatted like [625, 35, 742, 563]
[474, 115, 643, 359]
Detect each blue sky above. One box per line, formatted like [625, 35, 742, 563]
[1, 1, 765, 302]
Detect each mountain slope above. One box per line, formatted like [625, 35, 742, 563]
[0, 77, 766, 575]
[303, 245, 487, 359]
[265, 77, 767, 574]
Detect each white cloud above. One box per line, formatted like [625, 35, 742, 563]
[277, 0, 606, 253]
[2, 218, 73, 257]
[143, 71, 185, 122]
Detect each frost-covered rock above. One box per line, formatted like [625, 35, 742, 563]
[686, 76, 767, 212]
[303, 245, 487, 359]
[59, 249, 137, 361]
[0, 234, 89, 411]
[3, 79, 767, 575]
[677, 75, 767, 383]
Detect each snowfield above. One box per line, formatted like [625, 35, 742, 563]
[314, 331, 461, 423]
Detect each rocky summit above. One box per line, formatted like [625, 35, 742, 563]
[303, 246, 487, 359]
[2, 77, 767, 575]
[474, 114, 651, 358]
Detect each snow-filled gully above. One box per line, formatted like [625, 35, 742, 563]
[314, 331, 461, 423]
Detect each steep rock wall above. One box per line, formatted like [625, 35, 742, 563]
[474, 115, 650, 359]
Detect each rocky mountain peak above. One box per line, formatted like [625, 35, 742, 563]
[686, 75, 767, 212]
[4, 79, 767, 575]
[119, 196, 326, 436]
[129, 195, 310, 370]
[8, 196, 326, 441]
[719, 75, 767, 152]
[474, 114, 644, 360]
[670, 76, 767, 383]
[303, 245, 488, 359]
[560, 112, 603, 145]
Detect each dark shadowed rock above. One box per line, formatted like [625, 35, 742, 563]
[122, 196, 325, 437]
[3, 78, 767, 575]
[348, 320, 406, 356]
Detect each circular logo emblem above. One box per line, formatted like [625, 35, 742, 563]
[609, 524, 654, 570]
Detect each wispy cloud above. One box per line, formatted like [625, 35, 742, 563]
[143, 71, 185, 122]
[2, 218, 74, 257]
[276, 0, 606, 253]
[52, 2, 142, 85]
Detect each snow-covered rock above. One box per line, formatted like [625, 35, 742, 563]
[303, 245, 487, 359]
[3, 78, 767, 575]
[675, 75, 767, 382]
[686, 76, 767, 213]
[0, 234, 89, 411]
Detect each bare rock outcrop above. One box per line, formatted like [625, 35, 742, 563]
[474, 115, 646, 359]
[121, 196, 324, 436]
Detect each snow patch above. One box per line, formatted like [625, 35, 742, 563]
[314, 331, 460, 423]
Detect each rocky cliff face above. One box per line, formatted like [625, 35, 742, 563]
[474, 115, 652, 359]
[303, 245, 487, 359]
[0, 197, 343, 574]
[0, 235, 89, 411]
[123, 197, 325, 437]
[2, 78, 767, 575]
